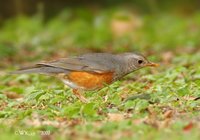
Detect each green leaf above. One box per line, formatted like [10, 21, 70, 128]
[82, 103, 97, 117]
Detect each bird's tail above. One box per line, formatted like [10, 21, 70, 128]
[10, 65, 68, 74]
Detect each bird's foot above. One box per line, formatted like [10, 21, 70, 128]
[72, 89, 89, 103]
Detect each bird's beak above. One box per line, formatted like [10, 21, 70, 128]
[146, 62, 159, 67]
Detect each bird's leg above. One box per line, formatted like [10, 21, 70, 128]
[72, 89, 88, 103]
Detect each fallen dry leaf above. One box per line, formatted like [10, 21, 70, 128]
[183, 96, 199, 101]
[67, 119, 83, 127]
[159, 119, 171, 128]
[163, 110, 173, 119]
[107, 113, 124, 122]
[161, 51, 174, 64]
[41, 134, 53, 140]
[144, 83, 153, 90]
[0, 101, 8, 111]
[132, 118, 145, 125]
[183, 122, 194, 132]
[4, 92, 23, 99]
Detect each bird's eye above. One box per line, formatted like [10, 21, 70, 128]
[138, 60, 143, 64]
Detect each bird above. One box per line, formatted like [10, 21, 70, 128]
[12, 52, 158, 102]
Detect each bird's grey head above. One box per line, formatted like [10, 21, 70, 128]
[117, 53, 158, 75]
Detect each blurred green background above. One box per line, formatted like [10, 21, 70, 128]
[0, 0, 200, 68]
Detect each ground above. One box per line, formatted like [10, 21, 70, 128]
[0, 8, 200, 140]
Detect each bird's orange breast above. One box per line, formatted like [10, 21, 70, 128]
[66, 71, 114, 90]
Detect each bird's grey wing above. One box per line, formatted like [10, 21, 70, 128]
[11, 53, 119, 75]
[37, 54, 117, 73]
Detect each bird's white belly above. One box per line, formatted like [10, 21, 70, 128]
[61, 79, 84, 89]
